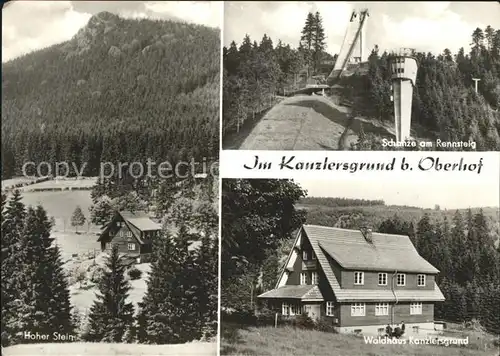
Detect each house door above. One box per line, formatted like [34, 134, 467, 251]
[304, 304, 321, 321]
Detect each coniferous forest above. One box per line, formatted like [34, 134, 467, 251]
[1, 183, 218, 347]
[1, 12, 220, 179]
[223, 11, 500, 150]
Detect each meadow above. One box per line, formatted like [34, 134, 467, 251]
[221, 324, 498, 356]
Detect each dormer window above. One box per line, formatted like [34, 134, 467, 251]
[303, 250, 308, 261]
[354, 272, 364, 285]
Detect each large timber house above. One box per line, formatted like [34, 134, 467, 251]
[258, 225, 445, 335]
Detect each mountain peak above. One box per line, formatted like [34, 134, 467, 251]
[87, 11, 121, 29]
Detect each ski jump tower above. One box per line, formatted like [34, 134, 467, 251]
[327, 8, 369, 81]
[388, 48, 418, 142]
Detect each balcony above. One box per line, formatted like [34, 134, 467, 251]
[302, 260, 318, 270]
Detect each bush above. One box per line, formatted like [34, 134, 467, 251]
[128, 267, 142, 280]
[293, 314, 315, 329]
[222, 308, 257, 326]
[315, 318, 338, 333]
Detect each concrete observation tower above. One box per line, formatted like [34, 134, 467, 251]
[388, 48, 418, 142]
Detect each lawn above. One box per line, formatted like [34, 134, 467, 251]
[221, 324, 498, 356]
[3, 341, 217, 356]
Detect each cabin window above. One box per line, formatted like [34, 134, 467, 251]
[378, 273, 387, 286]
[126, 231, 132, 238]
[417, 274, 426, 286]
[282, 302, 301, 316]
[397, 273, 406, 286]
[410, 302, 422, 315]
[375, 303, 389, 316]
[302, 250, 308, 260]
[300, 272, 308, 285]
[351, 303, 365, 316]
[326, 301, 335, 316]
[311, 272, 319, 285]
[354, 272, 364, 285]
[127, 243, 136, 251]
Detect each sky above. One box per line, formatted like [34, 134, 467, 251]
[224, 1, 500, 56]
[294, 178, 499, 210]
[2, 1, 222, 62]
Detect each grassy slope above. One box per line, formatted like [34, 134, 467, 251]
[3, 341, 217, 356]
[221, 325, 498, 356]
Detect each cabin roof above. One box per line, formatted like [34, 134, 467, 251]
[258, 285, 323, 301]
[120, 211, 162, 231]
[302, 225, 439, 274]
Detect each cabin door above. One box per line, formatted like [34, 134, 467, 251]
[304, 304, 321, 321]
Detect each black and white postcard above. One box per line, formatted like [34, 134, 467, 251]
[1, 1, 220, 355]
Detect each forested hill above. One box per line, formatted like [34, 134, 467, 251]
[1, 11, 220, 179]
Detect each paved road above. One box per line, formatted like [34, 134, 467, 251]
[239, 95, 351, 150]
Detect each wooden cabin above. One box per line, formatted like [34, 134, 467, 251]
[97, 210, 161, 263]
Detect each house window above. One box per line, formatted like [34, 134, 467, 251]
[397, 273, 406, 286]
[417, 274, 426, 287]
[326, 301, 335, 316]
[282, 302, 301, 316]
[300, 272, 308, 285]
[410, 302, 423, 315]
[351, 303, 365, 316]
[354, 272, 364, 285]
[126, 231, 132, 238]
[127, 243, 136, 251]
[378, 273, 387, 286]
[303, 250, 308, 261]
[119, 230, 124, 237]
[375, 303, 389, 316]
[311, 272, 319, 285]
[311, 251, 316, 260]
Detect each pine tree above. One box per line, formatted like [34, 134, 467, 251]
[194, 232, 218, 338]
[139, 228, 201, 344]
[84, 244, 134, 342]
[312, 11, 326, 74]
[3, 203, 73, 345]
[1, 191, 26, 346]
[300, 12, 316, 76]
[71, 206, 86, 233]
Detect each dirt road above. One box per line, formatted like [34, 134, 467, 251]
[238, 95, 396, 150]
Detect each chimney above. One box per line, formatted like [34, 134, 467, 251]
[360, 226, 373, 243]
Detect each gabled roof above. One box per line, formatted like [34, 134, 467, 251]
[120, 211, 162, 232]
[262, 225, 444, 303]
[304, 225, 439, 274]
[258, 285, 323, 301]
